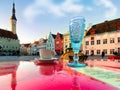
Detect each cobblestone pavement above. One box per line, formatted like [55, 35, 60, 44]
[0, 56, 39, 61]
[0, 55, 109, 61]
[87, 55, 108, 60]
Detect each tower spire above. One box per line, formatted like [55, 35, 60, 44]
[10, 0, 17, 34]
[11, 1, 17, 20]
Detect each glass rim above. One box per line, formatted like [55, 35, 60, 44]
[70, 16, 85, 21]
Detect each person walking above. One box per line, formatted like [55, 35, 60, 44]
[101, 51, 105, 59]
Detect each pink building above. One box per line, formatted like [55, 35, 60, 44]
[83, 18, 120, 55]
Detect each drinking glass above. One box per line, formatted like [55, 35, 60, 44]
[68, 16, 86, 67]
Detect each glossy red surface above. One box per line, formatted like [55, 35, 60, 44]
[108, 56, 120, 60]
[0, 60, 119, 90]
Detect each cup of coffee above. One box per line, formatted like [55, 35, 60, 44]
[39, 49, 53, 60]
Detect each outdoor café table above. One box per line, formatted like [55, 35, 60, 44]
[108, 55, 120, 61]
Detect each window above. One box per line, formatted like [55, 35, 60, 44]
[103, 39, 107, 44]
[91, 37, 94, 40]
[110, 49, 114, 54]
[85, 50, 89, 55]
[103, 49, 107, 54]
[91, 50, 94, 55]
[56, 41, 59, 44]
[97, 40, 100, 44]
[110, 38, 114, 43]
[0, 45, 2, 49]
[65, 39, 67, 41]
[65, 45, 67, 48]
[118, 37, 120, 43]
[85, 41, 89, 45]
[56, 46, 60, 48]
[97, 50, 100, 55]
[91, 41, 94, 45]
[118, 48, 120, 54]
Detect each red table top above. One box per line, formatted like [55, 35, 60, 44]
[0, 60, 119, 90]
[108, 55, 120, 60]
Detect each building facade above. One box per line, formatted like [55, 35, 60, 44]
[55, 33, 63, 55]
[63, 31, 71, 53]
[0, 2, 20, 56]
[83, 18, 120, 56]
[46, 32, 56, 51]
[38, 38, 47, 50]
[20, 43, 31, 55]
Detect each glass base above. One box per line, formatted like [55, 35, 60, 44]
[68, 61, 86, 67]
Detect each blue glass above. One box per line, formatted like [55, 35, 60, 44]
[68, 16, 86, 67]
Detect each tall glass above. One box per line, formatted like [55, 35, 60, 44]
[68, 16, 86, 67]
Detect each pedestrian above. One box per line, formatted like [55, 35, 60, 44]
[91, 51, 94, 56]
[101, 51, 105, 59]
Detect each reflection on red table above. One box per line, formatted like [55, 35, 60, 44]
[108, 55, 120, 61]
[0, 60, 119, 90]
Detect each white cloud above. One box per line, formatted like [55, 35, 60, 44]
[86, 7, 93, 11]
[94, 0, 117, 18]
[61, 0, 83, 14]
[23, 4, 45, 20]
[23, 0, 84, 20]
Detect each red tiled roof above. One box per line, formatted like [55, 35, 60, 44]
[86, 18, 120, 36]
[43, 39, 47, 43]
[0, 29, 18, 39]
[23, 43, 31, 47]
[34, 41, 39, 45]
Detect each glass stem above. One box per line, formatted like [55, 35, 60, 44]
[74, 53, 78, 62]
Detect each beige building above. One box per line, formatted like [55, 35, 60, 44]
[0, 2, 20, 56]
[20, 43, 31, 55]
[83, 18, 120, 56]
[63, 31, 71, 53]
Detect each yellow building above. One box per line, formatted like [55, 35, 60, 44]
[63, 31, 71, 53]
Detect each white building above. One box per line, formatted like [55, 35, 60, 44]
[46, 32, 56, 51]
[0, 2, 20, 56]
[83, 18, 120, 56]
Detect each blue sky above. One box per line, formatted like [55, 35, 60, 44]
[0, 0, 120, 44]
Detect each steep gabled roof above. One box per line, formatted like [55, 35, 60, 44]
[0, 29, 18, 39]
[58, 33, 63, 39]
[34, 41, 39, 45]
[86, 18, 120, 36]
[43, 39, 47, 43]
[23, 43, 31, 47]
[52, 34, 56, 39]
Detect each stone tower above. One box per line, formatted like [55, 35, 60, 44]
[10, 2, 17, 34]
